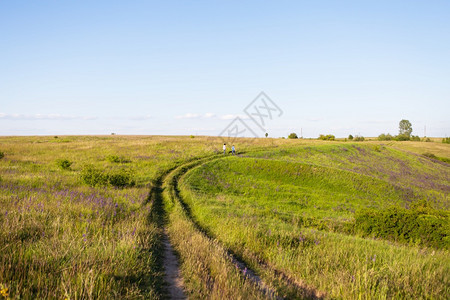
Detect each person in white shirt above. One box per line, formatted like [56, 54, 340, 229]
[223, 143, 226, 154]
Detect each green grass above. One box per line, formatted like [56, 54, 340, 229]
[0, 135, 218, 299]
[1, 136, 449, 299]
[180, 143, 450, 298]
[186, 157, 407, 221]
[162, 159, 268, 299]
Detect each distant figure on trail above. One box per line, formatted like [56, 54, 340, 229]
[232, 145, 236, 155]
[223, 143, 226, 154]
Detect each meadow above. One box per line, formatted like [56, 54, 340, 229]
[180, 143, 449, 298]
[0, 136, 449, 299]
[0, 136, 216, 299]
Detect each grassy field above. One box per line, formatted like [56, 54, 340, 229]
[0, 136, 216, 299]
[180, 141, 450, 298]
[0, 136, 449, 299]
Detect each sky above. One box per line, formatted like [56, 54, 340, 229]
[1, 1, 449, 138]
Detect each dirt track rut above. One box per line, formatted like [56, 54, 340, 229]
[155, 155, 322, 299]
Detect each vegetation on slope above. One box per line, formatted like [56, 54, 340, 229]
[0, 136, 449, 299]
[181, 143, 450, 298]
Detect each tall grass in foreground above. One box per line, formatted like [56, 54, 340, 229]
[0, 136, 216, 299]
[0, 181, 162, 299]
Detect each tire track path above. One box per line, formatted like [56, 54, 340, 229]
[147, 167, 187, 299]
[152, 155, 322, 298]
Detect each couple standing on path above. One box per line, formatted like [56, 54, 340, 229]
[223, 143, 235, 155]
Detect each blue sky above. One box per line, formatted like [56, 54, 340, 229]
[1, 1, 449, 137]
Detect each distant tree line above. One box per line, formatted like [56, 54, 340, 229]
[378, 119, 421, 141]
[286, 119, 445, 142]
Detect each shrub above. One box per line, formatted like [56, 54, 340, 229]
[0, 151, 4, 159]
[354, 135, 365, 141]
[425, 137, 432, 142]
[348, 134, 353, 140]
[56, 159, 72, 170]
[443, 137, 450, 144]
[288, 133, 298, 139]
[440, 157, 450, 163]
[423, 152, 437, 159]
[80, 165, 108, 187]
[422, 152, 450, 163]
[106, 155, 131, 163]
[107, 169, 135, 188]
[411, 135, 421, 141]
[354, 205, 449, 249]
[395, 134, 410, 141]
[80, 165, 135, 188]
[378, 133, 393, 141]
[319, 134, 335, 141]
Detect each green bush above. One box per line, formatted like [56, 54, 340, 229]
[348, 134, 353, 140]
[80, 165, 108, 186]
[378, 133, 394, 141]
[423, 152, 437, 159]
[0, 151, 4, 159]
[411, 135, 421, 141]
[288, 133, 298, 139]
[423, 152, 450, 163]
[319, 134, 335, 141]
[354, 135, 365, 141]
[107, 169, 135, 188]
[354, 205, 449, 249]
[443, 137, 450, 144]
[106, 155, 131, 163]
[80, 165, 135, 188]
[439, 157, 450, 163]
[56, 159, 72, 170]
[395, 134, 410, 141]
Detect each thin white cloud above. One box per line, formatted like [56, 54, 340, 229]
[175, 113, 201, 119]
[204, 112, 216, 118]
[0, 113, 97, 120]
[175, 112, 217, 119]
[220, 114, 236, 120]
